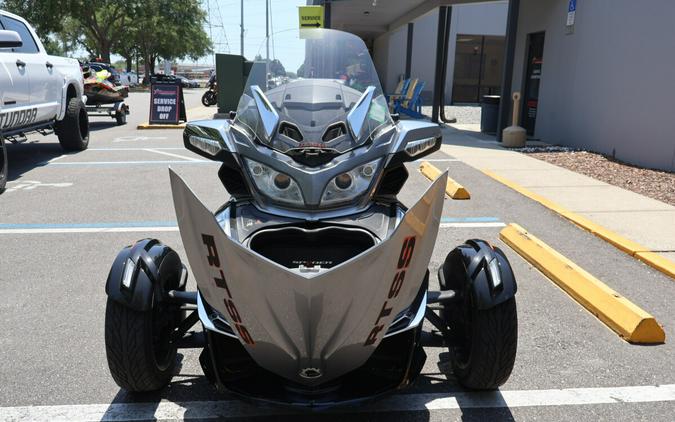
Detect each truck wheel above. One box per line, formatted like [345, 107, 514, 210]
[0, 137, 7, 194]
[56, 97, 89, 151]
[104, 243, 184, 392]
[440, 243, 518, 390]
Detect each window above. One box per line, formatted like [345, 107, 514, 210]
[0, 15, 39, 54]
[451, 35, 505, 103]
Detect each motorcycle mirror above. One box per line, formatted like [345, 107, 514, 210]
[391, 113, 400, 122]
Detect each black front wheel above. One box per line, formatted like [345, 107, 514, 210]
[202, 91, 216, 107]
[104, 242, 184, 392]
[0, 137, 7, 194]
[440, 243, 518, 390]
[56, 97, 90, 151]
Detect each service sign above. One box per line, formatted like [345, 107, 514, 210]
[298, 5, 324, 29]
[149, 84, 180, 124]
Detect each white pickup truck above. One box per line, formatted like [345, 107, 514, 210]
[0, 10, 89, 193]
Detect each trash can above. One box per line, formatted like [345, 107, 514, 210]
[480, 95, 500, 134]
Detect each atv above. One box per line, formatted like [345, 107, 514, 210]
[104, 29, 517, 408]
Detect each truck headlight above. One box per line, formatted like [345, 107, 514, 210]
[245, 159, 304, 206]
[321, 159, 380, 206]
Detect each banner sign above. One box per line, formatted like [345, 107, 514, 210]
[149, 79, 186, 124]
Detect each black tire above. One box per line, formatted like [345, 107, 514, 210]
[56, 97, 89, 151]
[115, 110, 127, 126]
[0, 136, 7, 194]
[440, 244, 518, 390]
[201, 91, 215, 107]
[104, 246, 184, 392]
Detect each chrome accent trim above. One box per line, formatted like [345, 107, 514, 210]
[251, 85, 279, 142]
[384, 292, 427, 338]
[346, 86, 375, 140]
[197, 291, 238, 338]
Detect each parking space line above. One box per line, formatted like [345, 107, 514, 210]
[414, 158, 460, 162]
[144, 148, 203, 162]
[88, 147, 187, 151]
[0, 218, 505, 234]
[0, 222, 178, 234]
[47, 160, 214, 166]
[441, 222, 505, 228]
[500, 223, 665, 344]
[1, 384, 673, 421]
[419, 161, 470, 199]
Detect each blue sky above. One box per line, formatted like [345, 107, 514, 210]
[203, 0, 307, 65]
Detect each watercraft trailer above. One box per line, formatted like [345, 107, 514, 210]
[85, 101, 129, 126]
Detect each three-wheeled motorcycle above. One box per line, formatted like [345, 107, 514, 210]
[104, 29, 517, 408]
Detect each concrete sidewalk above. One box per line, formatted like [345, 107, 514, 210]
[439, 125, 675, 268]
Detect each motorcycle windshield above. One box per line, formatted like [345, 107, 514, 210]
[234, 29, 392, 154]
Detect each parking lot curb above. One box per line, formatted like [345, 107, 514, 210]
[483, 170, 675, 280]
[419, 161, 470, 199]
[634, 252, 675, 279]
[137, 122, 187, 129]
[500, 223, 665, 344]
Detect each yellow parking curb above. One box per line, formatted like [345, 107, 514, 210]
[419, 161, 470, 199]
[137, 122, 186, 129]
[500, 223, 665, 344]
[634, 252, 675, 279]
[483, 170, 675, 280]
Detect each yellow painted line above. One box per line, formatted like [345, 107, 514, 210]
[500, 223, 665, 344]
[137, 122, 186, 129]
[419, 161, 470, 199]
[483, 170, 675, 279]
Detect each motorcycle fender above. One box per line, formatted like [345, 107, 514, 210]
[105, 239, 177, 312]
[466, 240, 517, 310]
[170, 167, 447, 385]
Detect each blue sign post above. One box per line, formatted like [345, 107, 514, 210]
[567, 0, 577, 26]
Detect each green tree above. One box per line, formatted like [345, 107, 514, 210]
[131, 0, 211, 81]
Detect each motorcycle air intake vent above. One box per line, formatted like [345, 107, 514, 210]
[279, 122, 303, 142]
[249, 226, 376, 270]
[322, 122, 347, 142]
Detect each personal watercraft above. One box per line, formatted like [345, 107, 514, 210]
[104, 29, 518, 408]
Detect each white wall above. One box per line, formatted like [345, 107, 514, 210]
[372, 25, 408, 93]
[513, 0, 675, 171]
[444, 2, 508, 102]
[410, 8, 439, 101]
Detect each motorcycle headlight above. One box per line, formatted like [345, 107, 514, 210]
[188, 134, 222, 156]
[245, 159, 304, 206]
[321, 159, 380, 206]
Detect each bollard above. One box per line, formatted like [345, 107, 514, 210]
[502, 92, 527, 148]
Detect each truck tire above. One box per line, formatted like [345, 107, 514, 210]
[56, 97, 89, 151]
[0, 137, 7, 194]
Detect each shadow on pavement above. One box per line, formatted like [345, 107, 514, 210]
[4, 141, 68, 182]
[89, 121, 121, 132]
[99, 353, 515, 421]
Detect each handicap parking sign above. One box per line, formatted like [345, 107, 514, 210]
[567, 0, 576, 26]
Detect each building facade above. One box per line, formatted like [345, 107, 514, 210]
[317, 0, 675, 171]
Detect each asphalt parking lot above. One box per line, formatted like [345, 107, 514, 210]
[0, 91, 673, 421]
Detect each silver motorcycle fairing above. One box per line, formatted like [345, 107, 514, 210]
[170, 168, 447, 386]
